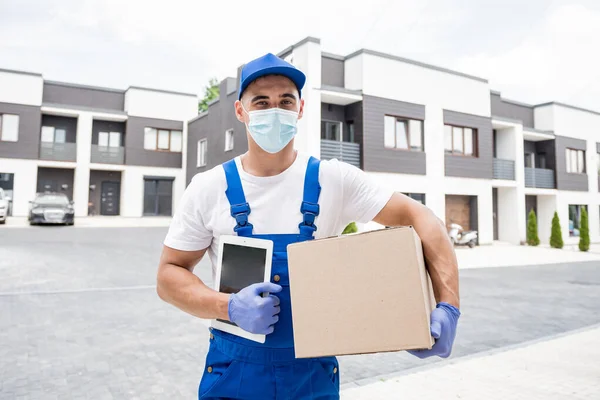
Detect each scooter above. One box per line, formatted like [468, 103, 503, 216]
[448, 223, 478, 248]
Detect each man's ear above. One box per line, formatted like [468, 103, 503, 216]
[234, 100, 245, 123]
[297, 98, 305, 120]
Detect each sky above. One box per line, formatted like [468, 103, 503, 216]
[1, 0, 599, 111]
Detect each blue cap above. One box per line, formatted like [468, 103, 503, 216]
[238, 53, 306, 100]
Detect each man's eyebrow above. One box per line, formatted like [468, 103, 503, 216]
[251, 95, 270, 103]
[280, 93, 297, 100]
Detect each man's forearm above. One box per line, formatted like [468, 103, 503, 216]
[157, 263, 230, 320]
[411, 207, 460, 308]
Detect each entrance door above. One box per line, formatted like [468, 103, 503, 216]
[525, 195, 537, 231]
[143, 178, 173, 216]
[101, 181, 120, 216]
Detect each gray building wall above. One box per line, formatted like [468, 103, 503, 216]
[41, 115, 78, 143]
[37, 167, 75, 200]
[490, 93, 534, 128]
[43, 82, 125, 111]
[91, 120, 126, 145]
[0, 102, 41, 160]
[444, 110, 493, 179]
[321, 56, 345, 87]
[362, 95, 426, 175]
[186, 79, 246, 184]
[89, 170, 122, 215]
[125, 117, 183, 168]
[555, 135, 588, 191]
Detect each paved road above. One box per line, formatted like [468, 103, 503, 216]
[1, 227, 599, 399]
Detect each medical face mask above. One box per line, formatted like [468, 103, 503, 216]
[242, 104, 299, 154]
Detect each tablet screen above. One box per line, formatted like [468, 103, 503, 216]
[217, 243, 268, 326]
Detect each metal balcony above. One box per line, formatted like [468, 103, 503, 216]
[524, 167, 555, 189]
[91, 145, 125, 164]
[493, 158, 515, 180]
[320, 140, 361, 168]
[39, 142, 77, 162]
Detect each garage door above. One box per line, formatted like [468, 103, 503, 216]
[445, 195, 471, 231]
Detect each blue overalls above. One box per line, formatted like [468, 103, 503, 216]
[198, 156, 340, 400]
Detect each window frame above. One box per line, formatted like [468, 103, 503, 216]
[144, 127, 183, 152]
[383, 115, 424, 152]
[444, 124, 478, 157]
[566, 148, 585, 174]
[197, 139, 207, 167]
[225, 129, 234, 152]
[0, 113, 20, 142]
[321, 120, 344, 142]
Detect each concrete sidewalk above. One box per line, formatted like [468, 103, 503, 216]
[342, 325, 600, 399]
[456, 241, 600, 269]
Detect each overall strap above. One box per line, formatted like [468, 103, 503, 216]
[299, 156, 322, 238]
[223, 159, 253, 236]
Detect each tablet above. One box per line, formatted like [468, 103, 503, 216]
[211, 235, 274, 343]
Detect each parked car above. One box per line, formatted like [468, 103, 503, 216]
[0, 188, 8, 224]
[28, 193, 75, 226]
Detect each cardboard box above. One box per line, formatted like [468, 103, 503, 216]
[287, 226, 436, 358]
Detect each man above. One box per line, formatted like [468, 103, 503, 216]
[157, 53, 460, 399]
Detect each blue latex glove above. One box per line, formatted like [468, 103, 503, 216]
[409, 302, 461, 359]
[228, 282, 282, 335]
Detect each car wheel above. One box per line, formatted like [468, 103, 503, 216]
[0, 220, 5, 225]
[468, 241, 476, 248]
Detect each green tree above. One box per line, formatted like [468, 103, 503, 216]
[198, 78, 220, 112]
[579, 207, 590, 252]
[550, 211, 564, 249]
[342, 222, 358, 235]
[526, 209, 540, 246]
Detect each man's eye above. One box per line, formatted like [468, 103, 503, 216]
[282, 100, 292, 105]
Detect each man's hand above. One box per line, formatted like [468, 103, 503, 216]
[229, 282, 282, 334]
[409, 302, 460, 358]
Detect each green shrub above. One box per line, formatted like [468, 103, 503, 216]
[526, 209, 540, 246]
[579, 207, 590, 252]
[342, 222, 358, 235]
[550, 211, 564, 249]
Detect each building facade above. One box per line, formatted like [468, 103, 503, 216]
[187, 37, 600, 246]
[0, 68, 198, 218]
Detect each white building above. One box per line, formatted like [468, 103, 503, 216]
[0, 68, 198, 219]
[188, 37, 600, 246]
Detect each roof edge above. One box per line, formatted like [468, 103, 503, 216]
[128, 85, 197, 98]
[277, 36, 321, 57]
[322, 52, 345, 61]
[345, 49, 488, 83]
[534, 101, 600, 116]
[45, 80, 125, 94]
[0, 67, 42, 77]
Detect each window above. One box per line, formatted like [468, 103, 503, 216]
[565, 148, 585, 173]
[98, 132, 121, 148]
[597, 152, 600, 174]
[225, 129, 234, 151]
[0, 114, 19, 142]
[144, 127, 182, 152]
[569, 205, 587, 237]
[40, 126, 66, 143]
[384, 116, 424, 151]
[402, 192, 426, 205]
[321, 121, 343, 141]
[445, 125, 477, 156]
[197, 139, 207, 167]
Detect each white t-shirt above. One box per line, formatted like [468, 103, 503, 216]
[163, 152, 394, 280]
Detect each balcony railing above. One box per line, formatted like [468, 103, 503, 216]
[320, 140, 361, 168]
[525, 167, 555, 189]
[493, 158, 515, 180]
[39, 142, 77, 162]
[91, 145, 125, 164]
